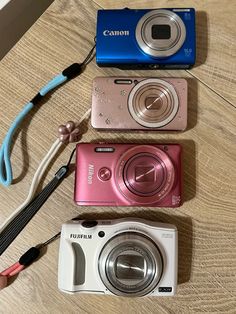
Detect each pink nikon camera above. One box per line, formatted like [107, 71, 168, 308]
[91, 77, 187, 131]
[74, 143, 182, 207]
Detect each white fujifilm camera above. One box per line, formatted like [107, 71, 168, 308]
[58, 218, 178, 297]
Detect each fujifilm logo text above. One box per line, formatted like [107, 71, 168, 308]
[103, 30, 129, 36]
[88, 164, 94, 185]
[70, 234, 92, 239]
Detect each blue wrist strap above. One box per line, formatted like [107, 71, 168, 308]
[0, 40, 95, 188]
[0, 73, 68, 187]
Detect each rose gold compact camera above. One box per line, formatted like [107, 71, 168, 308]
[91, 77, 187, 131]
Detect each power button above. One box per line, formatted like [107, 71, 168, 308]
[98, 167, 111, 181]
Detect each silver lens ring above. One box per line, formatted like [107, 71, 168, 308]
[136, 9, 186, 58]
[128, 78, 179, 128]
[98, 232, 163, 297]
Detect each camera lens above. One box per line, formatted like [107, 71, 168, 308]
[128, 78, 179, 128]
[98, 232, 163, 297]
[124, 154, 166, 196]
[152, 24, 171, 39]
[115, 254, 145, 280]
[135, 9, 186, 57]
[115, 145, 175, 204]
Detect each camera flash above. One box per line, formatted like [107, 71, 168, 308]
[95, 147, 115, 153]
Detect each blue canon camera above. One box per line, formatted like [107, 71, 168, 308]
[96, 8, 196, 69]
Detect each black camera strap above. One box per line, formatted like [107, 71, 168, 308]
[0, 148, 76, 256]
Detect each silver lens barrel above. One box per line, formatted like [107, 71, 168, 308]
[136, 9, 186, 58]
[98, 232, 163, 297]
[128, 78, 179, 128]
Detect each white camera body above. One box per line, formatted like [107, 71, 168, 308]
[58, 218, 178, 297]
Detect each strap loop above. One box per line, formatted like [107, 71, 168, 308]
[0, 102, 34, 186]
[0, 74, 67, 187]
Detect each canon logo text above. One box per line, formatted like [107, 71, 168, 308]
[103, 30, 129, 36]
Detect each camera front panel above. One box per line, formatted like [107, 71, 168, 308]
[96, 8, 195, 69]
[58, 219, 178, 296]
[74, 143, 182, 207]
[91, 77, 187, 131]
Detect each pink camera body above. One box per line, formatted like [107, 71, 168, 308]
[91, 77, 187, 131]
[74, 143, 182, 207]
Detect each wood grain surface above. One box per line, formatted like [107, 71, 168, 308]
[0, 0, 236, 313]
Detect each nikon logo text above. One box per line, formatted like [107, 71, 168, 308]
[70, 234, 92, 239]
[88, 164, 94, 185]
[103, 30, 129, 36]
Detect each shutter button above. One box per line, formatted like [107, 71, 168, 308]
[82, 220, 98, 228]
[98, 167, 111, 181]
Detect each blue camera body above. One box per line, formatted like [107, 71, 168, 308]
[96, 8, 196, 69]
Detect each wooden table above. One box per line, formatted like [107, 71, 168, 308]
[0, 1, 235, 313]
